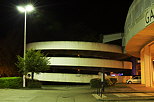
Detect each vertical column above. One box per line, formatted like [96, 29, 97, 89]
[131, 57, 137, 76]
[144, 45, 153, 87]
[150, 53, 153, 87]
[150, 45, 154, 86]
[140, 49, 145, 84]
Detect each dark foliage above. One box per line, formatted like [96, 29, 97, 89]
[90, 77, 118, 88]
[90, 78, 102, 88]
[16, 50, 50, 80]
[26, 79, 42, 88]
[0, 77, 22, 88]
[109, 78, 117, 84]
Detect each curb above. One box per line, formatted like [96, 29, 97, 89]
[92, 94, 154, 101]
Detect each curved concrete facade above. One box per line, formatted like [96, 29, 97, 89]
[27, 41, 132, 83]
[47, 57, 131, 69]
[27, 41, 131, 69]
[124, 0, 154, 87]
[124, 0, 154, 57]
[31, 73, 99, 83]
[27, 41, 122, 53]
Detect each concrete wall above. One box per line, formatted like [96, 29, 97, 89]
[27, 41, 132, 69]
[47, 57, 132, 69]
[28, 73, 99, 83]
[27, 41, 122, 53]
[140, 43, 154, 87]
[116, 76, 132, 83]
[124, 0, 154, 57]
[124, 0, 153, 46]
[107, 76, 132, 83]
[27, 72, 132, 83]
[103, 33, 122, 43]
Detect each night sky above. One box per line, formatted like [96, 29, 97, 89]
[0, 0, 133, 43]
[0, 0, 134, 76]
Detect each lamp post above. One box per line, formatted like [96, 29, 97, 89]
[17, 4, 34, 87]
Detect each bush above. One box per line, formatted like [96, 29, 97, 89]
[90, 78, 117, 88]
[27, 79, 42, 88]
[109, 78, 117, 84]
[90, 78, 101, 88]
[104, 78, 113, 86]
[0, 77, 22, 88]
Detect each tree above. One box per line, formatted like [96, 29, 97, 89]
[16, 50, 50, 81]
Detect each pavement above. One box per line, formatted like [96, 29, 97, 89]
[92, 83, 154, 101]
[0, 85, 98, 102]
[1, 84, 154, 102]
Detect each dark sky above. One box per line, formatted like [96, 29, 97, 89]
[0, 0, 133, 43]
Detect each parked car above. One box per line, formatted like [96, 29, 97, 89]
[126, 76, 141, 84]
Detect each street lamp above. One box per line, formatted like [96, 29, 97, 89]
[17, 4, 34, 87]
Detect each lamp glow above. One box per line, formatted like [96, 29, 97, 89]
[17, 4, 34, 13]
[17, 6, 25, 13]
[25, 5, 34, 12]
